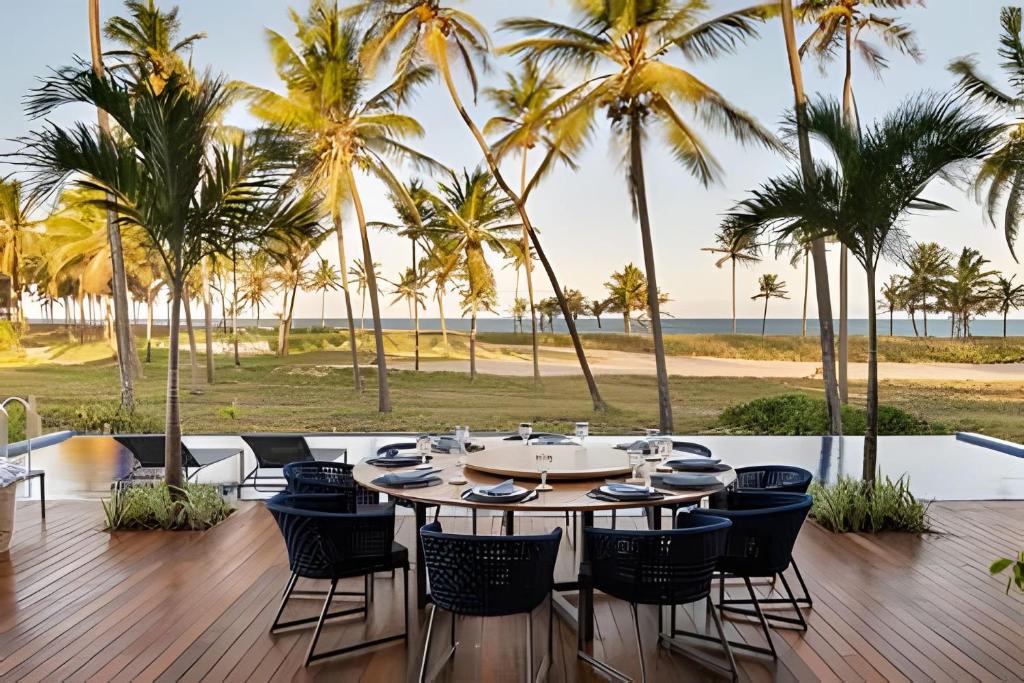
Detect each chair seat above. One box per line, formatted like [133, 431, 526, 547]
[295, 541, 409, 581]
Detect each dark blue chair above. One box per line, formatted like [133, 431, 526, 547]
[690, 491, 813, 659]
[266, 493, 409, 666]
[579, 514, 736, 682]
[418, 522, 561, 682]
[733, 466, 814, 607]
[283, 461, 380, 507]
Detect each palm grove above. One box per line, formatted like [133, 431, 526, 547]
[2, 0, 1021, 488]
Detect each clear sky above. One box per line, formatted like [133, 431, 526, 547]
[1, 1, 1018, 322]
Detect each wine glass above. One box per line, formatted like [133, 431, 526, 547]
[415, 433, 432, 469]
[519, 422, 533, 446]
[535, 452, 553, 491]
[626, 446, 645, 484]
[574, 421, 589, 442]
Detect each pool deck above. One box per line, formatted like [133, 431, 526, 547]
[1, 500, 1022, 681]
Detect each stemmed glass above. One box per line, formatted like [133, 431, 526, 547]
[415, 433, 432, 469]
[574, 421, 589, 442]
[519, 422, 533, 446]
[626, 445, 646, 484]
[535, 452, 553, 491]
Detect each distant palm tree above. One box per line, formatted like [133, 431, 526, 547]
[605, 264, 647, 335]
[103, 0, 205, 94]
[703, 224, 762, 333]
[990, 274, 1024, 338]
[510, 296, 527, 333]
[355, 0, 606, 410]
[0, 179, 45, 328]
[307, 257, 341, 328]
[387, 267, 427, 346]
[797, 0, 924, 403]
[726, 93, 998, 485]
[241, 1, 440, 410]
[418, 242, 456, 354]
[903, 242, 953, 337]
[426, 168, 520, 379]
[587, 298, 611, 330]
[348, 259, 380, 332]
[268, 230, 329, 356]
[939, 248, 997, 338]
[950, 6, 1024, 259]
[503, 0, 783, 431]
[538, 297, 561, 332]
[241, 252, 273, 328]
[878, 275, 907, 337]
[752, 274, 790, 338]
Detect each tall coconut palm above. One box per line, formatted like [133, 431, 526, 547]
[355, 0, 606, 410]
[307, 257, 341, 328]
[240, 1, 440, 409]
[241, 251, 273, 328]
[878, 274, 907, 337]
[939, 247, 997, 338]
[797, 0, 924, 402]
[426, 168, 521, 379]
[703, 223, 762, 333]
[0, 179, 46, 328]
[587, 298, 611, 330]
[19, 66, 320, 490]
[725, 94, 998, 485]
[605, 263, 648, 335]
[950, 6, 1024, 260]
[387, 267, 427, 345]
[779, 0, 843, 435]
[89, 0, 143, 408]
[990, 274, 1024, 338]
[103, 0, 205, 94]
[502, 0, 783, 431]
[902, 241, 952, 337]
[348, 258, 379, 332]
[417, 242, 455, 354]
[484, 62, 571, 383]
[752, 273, 790, 337]
[269, 230, 327, 356]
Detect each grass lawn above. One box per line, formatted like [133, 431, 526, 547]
[1, 329, 1022, 440]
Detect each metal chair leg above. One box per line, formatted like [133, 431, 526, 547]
[271, 572, 299, 631]
[631, 603, 646, 682]
[707, 597, 739, 681]
[745, 577, 777, 659]
[304, 578, 338, 666]
[791, 559, 813, 607]
[418, 604, 437, 682]
[526, 611, 533, 683]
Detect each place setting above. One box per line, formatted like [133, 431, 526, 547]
[460, 478, 539, 504]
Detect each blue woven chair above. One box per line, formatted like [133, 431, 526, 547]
[418, 522, 561, 682]
[265, 493, 409, 666]
[689, 491, 813, 659]
[733, 466, 814, 607]
[578, 514, 736, 682]
[283, 461, 380, 507]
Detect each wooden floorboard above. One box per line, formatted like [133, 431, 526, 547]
[0, 500, 1021, 682]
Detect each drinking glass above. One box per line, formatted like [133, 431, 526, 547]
[448, 456, 467, 485]
[626, 446, 645, 484]
[574, 421, 589, 441]
[416, 433, 432, 467]
[648, 436, 672, 462]
[644, 428, 660, 438]
[535, 452, 553, 491]
[519, 422, 533, 445]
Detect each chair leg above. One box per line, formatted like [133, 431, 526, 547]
[791, 559, 813, 607]
[404, 566, 411, 642]
[745, 577, 777, 659]
[707, 597, 738, 682]
[418, 604, 438, 683]
[304, 578, 338, 666]
[271, 572, 299, 631]
[472, 509, 478, 535]
[526, 611, 533, 683]
[611, 509, 616, 529]
[777, 571, 808, 631]
[630, 603, 646, 683]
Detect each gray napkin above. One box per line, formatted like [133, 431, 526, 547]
[373, 469, 440, 486]
[482, 479, 516, 496]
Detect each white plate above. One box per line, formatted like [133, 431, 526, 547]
[472, 484, 528, 498]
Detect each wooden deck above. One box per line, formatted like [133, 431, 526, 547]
[1, 500, 1022, 682]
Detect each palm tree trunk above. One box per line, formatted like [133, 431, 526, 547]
[201, 259, 215, 384]
[623, 312, 631, 335]
[839, 248, 849, 402]
[164, 279, 184, 490]
[232, 253, 240, 367]
[333, 208, 362, 391]
[731, 259, 737, 334]
[629, 110, 673, 432]
[802, 249, 809, 337]
[1004, 308, 1008, 337]
[436, 53, 605, 410]
[345, 165, 390, 412]
[183, 285, 199, 394]
[863, 264, 879, 485]
[520, 150, 541, 383]
[89, 0, 140, 412]
[889, 308, 894, 337]
[909, 310, 918, 336]
[762, 297, 769, 338]
[277, 289, 288, 356]
[283, 282, 298, 355]
[922, 299, 928, 336]
[782, 0, 842, 436]
[412, 239, 420, 371]
[437, 290, 449, 355]
[145, 287, 154, 362]
[470, 301, 478, 380]
[255, 301, 260, 329]
[596, 314, 602, 329]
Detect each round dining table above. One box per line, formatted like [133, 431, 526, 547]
[353, 439, 736, 643]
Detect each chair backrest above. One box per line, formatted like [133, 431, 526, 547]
[282, 461, 380, 506]
[376, 442, 417, 456]
[692, 491, 812, 578]
[734, 465, 813, 493]
[113, 435, 200, 469]
[242, 434, 314, 468]
[420, 522, 562, 617]
[266, 493, 396, 580]
[583, 515, 732, 606]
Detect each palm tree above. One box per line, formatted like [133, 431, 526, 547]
[0, 179, 46, 329]
[348, 258, 380, 332]
[268, 229, 329, 356]
[753, 274, 789, 337]
[510, 296, 527, 333]
[798, 0, 923, 403]
[19, 65, 319, 490]
[426, 168, 520, 379]
[103, 0, 205, 94]
[538, 297, 561, 331]
[417, 243, 454, 354]
[502, 1, 783, 431]
[484, 62, 570, 383]
[703, 223, 762, 333]
[241, 1, 440, 410]
[939, 247, 997, 338]
[355, 0, 606, 411]
[726, 94, 998, 485]
[387, 267, 427, 354]
[878, 274, 907, 337]
[587, 298, 611, 330]
[605, 264, 648, 335]
[562, 287, 586, 320]
[307, 257, 341, 328]
[779, 0, 843, 435]
[903, 242, 952, 337]
[990, 274, 1024, 338]
[950, 7, 1024, 259]
[241, 251, 273, 328]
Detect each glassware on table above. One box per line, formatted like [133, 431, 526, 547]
[574, 421, 589, 441]
[644, 428, 660, 438]
[415, 433, 433, 469]
[647, 436, 672, 462]
[626, 446, 646, 484]
[519, 422, 533, 445]
[448, 456, 468, 485]
[535, 452, 554, 491]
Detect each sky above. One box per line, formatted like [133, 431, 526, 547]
[1, 0, 1019, 322]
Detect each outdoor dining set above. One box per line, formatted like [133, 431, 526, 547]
[258, 427, 815, 682]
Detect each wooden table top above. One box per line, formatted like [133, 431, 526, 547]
[463, 442, 635, 481]
[353, 445, 735, 512]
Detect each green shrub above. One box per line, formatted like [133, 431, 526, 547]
[0, 321, 18, 351]
[102, 482, 234, 531]
[809, 475, 929, 533]
[41, 402, 162, 434]
[717, 393, 944, 436]
[990, 552, 1024, 594]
